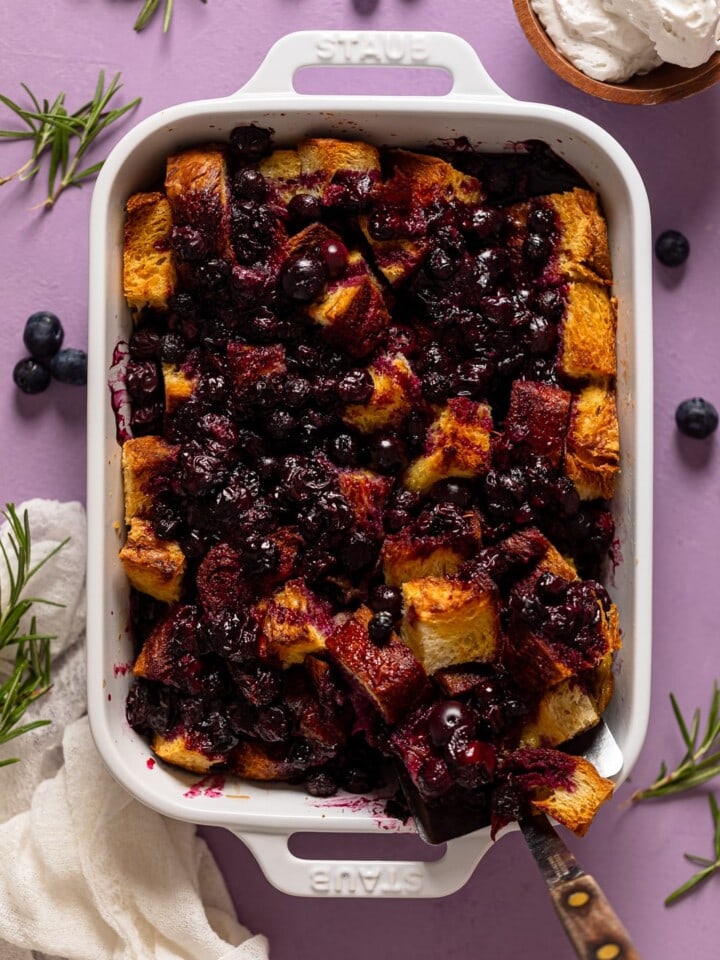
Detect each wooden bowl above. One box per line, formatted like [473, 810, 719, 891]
[513, 0, 720, 104]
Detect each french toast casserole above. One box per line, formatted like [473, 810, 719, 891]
[117, 126, 621, 838]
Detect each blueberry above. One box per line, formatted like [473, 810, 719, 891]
[368, 610, 395, 645]
[279, 255, 326, 302]
[228, 124, 272, 161]
[675, 397, 718, 439]
[49, 348, 87, 385]
[23, 311, 64, 359]
[655, 230, 689, 267]
[13, 357, 51, 394]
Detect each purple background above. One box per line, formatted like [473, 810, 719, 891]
[2, 1, 719, 957]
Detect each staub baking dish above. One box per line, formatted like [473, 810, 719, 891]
[87, 31, 653, 898]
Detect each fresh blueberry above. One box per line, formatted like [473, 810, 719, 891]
[13, 357, 51, 394]
[655, 230, 689, 267]
[23, 311, 64, 359]
[675, 397, 718, 439]
[49, 348, 87, 385]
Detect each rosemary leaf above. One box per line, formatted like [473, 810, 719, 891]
[0, 73, 140, 207]
[0, 506, 68, 766]
[134, 0, 207, 34]
[632, 682, 720, 801]
[665, 795, 720, 906]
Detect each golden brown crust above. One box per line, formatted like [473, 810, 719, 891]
[342, 353, 419, 434]
[165, 145, 233, 259]
[529, 755, 615, 837]
[298, 138, 381, 194]
[259, 149, 302, 204]
[550, 187, 612, 284]
[400, 574, 500, 675]
[565, 383, 620, 500]
[121, 435, 179, 523]
[119, 518, 185, 603]
[123, 192, 176, 312]
[162, 363, 200, 415]
[558, 281, 617, 380]
[256, 579, 334, 668]
[152, 733, 223, 774]
[404, 398, 493, 493]
[519, 679, 603, 749]
[230, 740, 293, 781]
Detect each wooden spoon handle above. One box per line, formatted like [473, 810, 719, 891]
[549, 873, 642, 960]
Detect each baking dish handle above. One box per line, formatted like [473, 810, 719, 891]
[229, 828, 497, 898]
[236, 30, 508, 99]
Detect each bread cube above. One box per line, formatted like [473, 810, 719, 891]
[259, 149, 302, 206]
[132, 607, 196, 686]
[518, 679, 603, 749]
[165, 145, 233, 260]
[326, 606, 429, 724]
[565, 383, 620, 500]
[404, 397, 493, 494]
[400, 573, 500, 675]
[298, 138, 381, 207]
[337, 468, 393, 536]
[162, 363, 200, 415]
[121, 435, 178, 523]
[196, 543, 249, 616]
[557, 281, 617, 380]
[152, 731, 226, 774]
[382, 511, 482, 587]
[257, 579, 335, 668]
[231, 739, 293, 781]
[123, 192, 176, 313]
[550, 188, 612, 284]
[342, 353, 421, 434]
[307, 250, 391, 359]
[504, 380, 572, 469]
[119, 518, 185, 603]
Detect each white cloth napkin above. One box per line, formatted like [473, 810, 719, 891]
[0, 500, 270, 960]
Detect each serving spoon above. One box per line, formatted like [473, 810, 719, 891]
[397, 722, 642, 960]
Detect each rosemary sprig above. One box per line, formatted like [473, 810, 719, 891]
[0, 504, 68, 767]
[665, 794, 720, 905]
[0, 71, 141, 208]
[631, 681, 720, 801]
[134, 0, 207, 33]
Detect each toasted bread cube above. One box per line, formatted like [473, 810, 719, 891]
[337, 468, 393, 536]
[123, 192, 176, 312]
[307, 250, 391, 358]
[152, 731, 225, 774]
[558, 281, 617, 380]
[165, 145, 233, 259]
[162, 362, 200, 415]
[550, 188, 612, 284]
[132, 606, 200, 686]
[326, 607, 429, 724]
[119, 518, 185, 603]
[342, 353, 421, 434]
[227, 343, 287, 392]
[259, 149, 302, 205]
[298, 138, 381, 205]
[382, 511, 482, 587]
[257, 579, 335, 668]
[231, 739, 293, 781]
[565, 383, 620, 500]
[404, 398, 493, 494]
[519, 679, 603, 749]
[504, 380, 572, 469]
[529, 754, 614, 837]
[400, 574, 500, 675]
[387, 149, 484, 205]
[122, 435, 179, 522]
[535, 542, 578, 581]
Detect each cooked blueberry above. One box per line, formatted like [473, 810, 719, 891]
[319, 238, 348, 278]
[368, 610, 394, 645]
[13, 357, 51, 394]
[655, 230, 689, 267]
[279, 255, 326, 301]
[288, 194, 322, 224]
[523, 234, 553, 264]
[337, 368, 373, 404]
[228, 124, 272, 160]
[340, 530, 377, 573]
[128, 327, 161, 360]
[426, 247, 459, 281]
[327, 432, 360, 466]
[429, 479, 473, 509]
[427, 700, 476, 747]
[368, 584, 403, 620]
[533, 288, 564, 321]
[527, 207, 556, 236]
[49, 348, 87, 385]
[23, 311, 64, 359]
[417, 757, 453, 798]
[469, 207, 504, 242]
[126, 360, 160, 400]
[675, 397, 719, 439]
[369, 434, 407, 473]
[306, 769, 339, 797]
[255, 704, 290, 742]
[234, 167, 268, 201]
[160, 332, 187, 363]
[171, 224, 210, 261]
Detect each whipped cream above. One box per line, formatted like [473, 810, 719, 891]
[531, 0, 720, 82]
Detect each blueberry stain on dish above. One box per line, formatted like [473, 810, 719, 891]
[655, 230, 689, 267]
[676, 398, 719, 439]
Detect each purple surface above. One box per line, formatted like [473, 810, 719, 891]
[2, 1, 719, 957]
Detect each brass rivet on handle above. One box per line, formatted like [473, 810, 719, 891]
[567, 890, 590, 908]
[595, 945, 622, 960]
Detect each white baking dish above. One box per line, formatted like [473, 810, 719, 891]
[86, 30, 653, 899]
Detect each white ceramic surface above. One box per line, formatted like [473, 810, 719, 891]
[86, 30, 653, 899]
